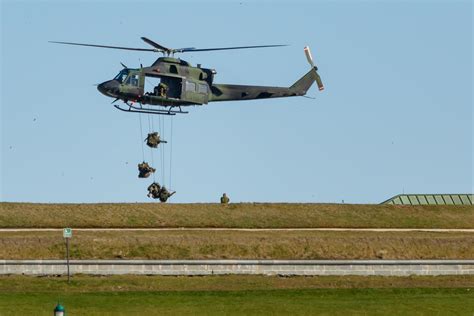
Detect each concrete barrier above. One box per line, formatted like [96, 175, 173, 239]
[1, 260, 473, 276]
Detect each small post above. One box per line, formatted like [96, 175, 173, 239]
[63, 228, 72, 283]
[54, 303, 65, 316]
[66, 238, 70, 283]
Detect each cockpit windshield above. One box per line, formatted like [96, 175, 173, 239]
[114, 69, 129, 83]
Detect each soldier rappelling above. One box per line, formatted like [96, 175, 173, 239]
[147, 182, 176, 202]
[158, 186, 176, 203]
[138, 161, 155, 178]
[147, 182, 161, 199]
[135, 92, 175, 202]
[145, 132, 167, 148]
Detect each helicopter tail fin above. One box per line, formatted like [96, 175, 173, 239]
[290, 46, 324, 95]
[290, 67, 322, 95]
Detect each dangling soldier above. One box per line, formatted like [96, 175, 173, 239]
[145, 132, 168, 148]
[138, 161, 156, 178]
[147, 182, 161, 199]
[158, 186, 176, 203]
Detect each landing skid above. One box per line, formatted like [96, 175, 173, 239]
[114, 103, 189, 116]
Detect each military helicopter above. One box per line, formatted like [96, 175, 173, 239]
[50, 37, 324, 115]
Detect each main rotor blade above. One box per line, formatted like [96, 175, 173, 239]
[173, 47, 196, 52]
[51, 40, 288, 55]
[177, 44, 288, 53]
[49, 41, 157, 52]
[140, 37, 171, 52]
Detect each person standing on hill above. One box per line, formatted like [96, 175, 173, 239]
[220, 193, 229, 204]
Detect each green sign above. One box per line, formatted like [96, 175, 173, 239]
[63, 228, 72, 238]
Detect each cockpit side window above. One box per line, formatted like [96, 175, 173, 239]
[114, 69, 129, 83]
[126, 74, 140, 87]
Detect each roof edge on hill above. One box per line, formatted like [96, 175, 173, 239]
[381, 194, 473, 205]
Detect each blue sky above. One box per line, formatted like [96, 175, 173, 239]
[1, 0, 472, 203]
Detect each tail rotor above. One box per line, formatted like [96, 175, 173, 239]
[304, 46, 324, 91]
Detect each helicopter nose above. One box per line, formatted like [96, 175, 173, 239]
[97, 80, 119, 97]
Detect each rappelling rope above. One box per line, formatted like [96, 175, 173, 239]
[150, 146, 156, 182]
[147, 111, 152, 133]
[150, 113, 157, 183]
[150, 110, 155, 132]
[158, 100, 166, 186]
[138, 113, 145, 162]
[147, 113, 156, 182]
[160, 114, 165, 186]
[169, 115, 174, 190]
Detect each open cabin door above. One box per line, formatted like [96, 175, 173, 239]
[141, 74, 209, 106]
[144, 74, 183, 99]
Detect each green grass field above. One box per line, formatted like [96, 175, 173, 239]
[1, 202, 472, 228]
[0, 275, 473, 315]
[2, 288, 473, 315]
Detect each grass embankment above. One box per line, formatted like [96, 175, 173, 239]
[1, 231, 472, 259]
[1, 202, 473, 228]
[2, 275, 473, 292]
[0, 275, 473, 315]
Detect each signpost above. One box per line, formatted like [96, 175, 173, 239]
[63, 228, 72, 283]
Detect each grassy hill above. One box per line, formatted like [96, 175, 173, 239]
[1, 202, 472, 260]
[1, 230, 472, 260]
[1, 202, 472, 228]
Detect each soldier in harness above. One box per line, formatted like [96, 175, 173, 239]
[147, 182, 176, 202]
[145, 132, 167, 148]
[147, 182, 161, 199]
[138, 162, 155, 178]
[158, 186, 176, 203]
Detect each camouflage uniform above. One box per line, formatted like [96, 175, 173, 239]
[158, 186, 176, 203]
[154, 83, 168, 97]
[220, 193, 230, 204]
[145, 132, 161, 148]
[147, 182, 161, 199]
[138, 162, 156, 178]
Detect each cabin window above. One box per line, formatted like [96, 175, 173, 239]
[169, 65, 178, 74]
[198, 84, 208, 94]
[126, 74, 139, 86]
[185, 81, 196, 92]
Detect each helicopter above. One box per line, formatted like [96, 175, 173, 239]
[50, 37, 324, 115]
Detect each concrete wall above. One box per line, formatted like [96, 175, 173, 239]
[1, 260, 473, 276]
